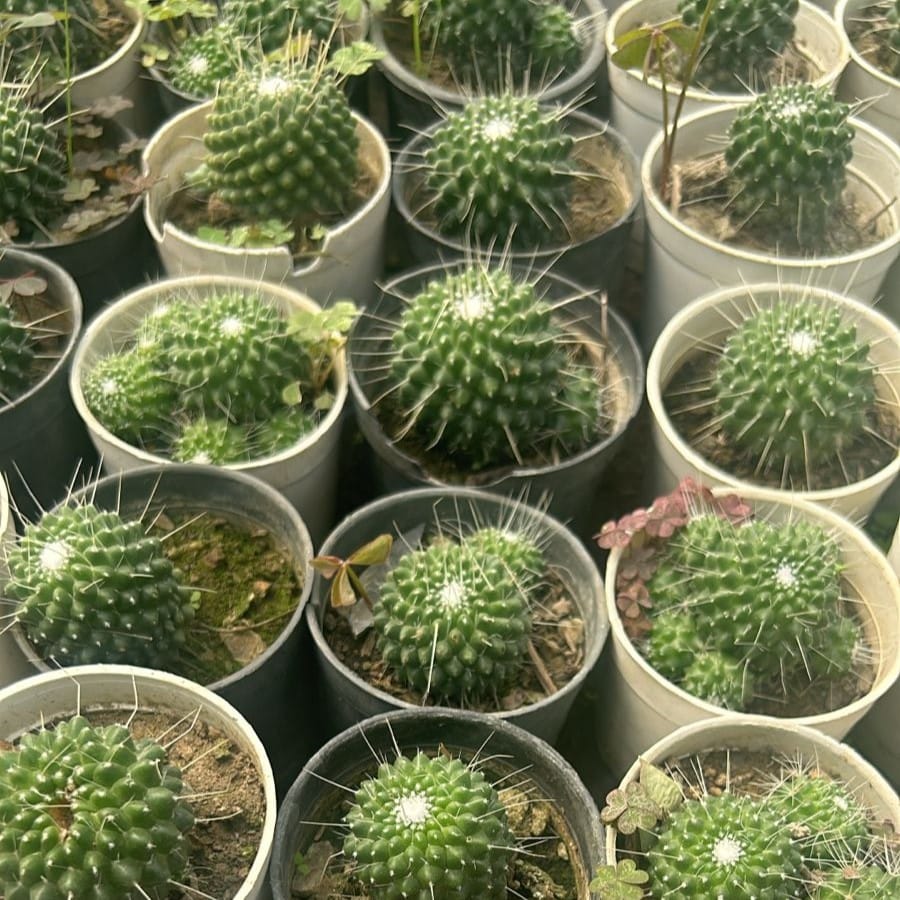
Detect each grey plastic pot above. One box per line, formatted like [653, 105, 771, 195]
[0, 249, 97, 528]
[392, 113, 641, 305]
[306, 487, 608, 744]
[6, 464, 316, 797]
[0, 665, 276, 900]
[270, 707, 602, 900]
[369, 0, 608, 130]
[348, 263, 643, 536]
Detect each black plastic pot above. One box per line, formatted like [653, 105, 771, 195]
[348, 262, 643, 537]
[392, 112, 640, 308]
[0, 250, 97, 528]
[306, 486, 608, 742]
[10, 464, 317, 799]
[270, 708, 603, 900]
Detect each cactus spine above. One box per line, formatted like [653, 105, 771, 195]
[6, 503, 195, 667]
[0, 714, 195, 900]
[343, 752, 512, 898]
[725, 84, 855, 248]
[222, 0, 337, 53]
[0, 303, 34, 402]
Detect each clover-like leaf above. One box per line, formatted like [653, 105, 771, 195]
[601, 782, 663, 835]
[589, 860, 649, 899]
[328, 42, 384, 77]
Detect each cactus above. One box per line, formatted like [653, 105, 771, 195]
[424, 0, 581, 80]
[169, 22, 246, 98]
[373, 527, 542, 701]
[172, 416, 251, 464]
[249, 408, 318, 457]
[725, 84, 855, 248]
[81, 348, 176, 443]
[203, 61, 358, 223]
[222, 0, 337, 53]
[814, 867, 900, 898]
[647, 791, 804, 898]
[6, 503, 195, 667]
[0, 304, 34, 402]
[644, 609, 702, 681]
[769, 772, 870, 864]
[384, 265, 604, 472]
[0, 89, 66, 226]
[0, 714, 195, 900]
[423, 95, 575, 246]
[889, 1, 900, 77]
[678, 0, 798, 88]
[712, 300, 876, 477]
[342, 751, 512, 898]
[644, 513, 858, 711]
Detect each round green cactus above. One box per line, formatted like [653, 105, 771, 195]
[6, 503, 195, 667]
[712, 301, 876, 476]
[644, 609, 701, 681]
[222, 0, 337, 53]
[159, 290, 305, 422]
[373, 527, 541, 701]
[173, 416, 251, 464]
[0, 89, 66, 226]
[647, 792, 804, 898]
[82, 348, 176, 443]
[530, 3, 582, 74]
[0, 304, 34, 402]
[203, 61, 358, 223]
[0, 714, 195, 900]
[342, 752, 512, 898]
[385, 266, 604, 472]
[814, 867, 900, 898]
[725, 85, 855, 247]
[169, 22, 246, 98]
[423, 95, 574, 246]
[769, 772, 870, 864]
[645, 513, 857, 709]
[679, 0, 798, 88]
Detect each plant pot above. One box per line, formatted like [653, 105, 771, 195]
[598, 486, 900, 778]
[68, 274, 348, 545]
[837, 0, 900, 144]
[347, 263, 643, 538]
[6, 464, 316, 797]
[307, 486, 608, 743]
[369, 0, 608, 130]
[0, 249, 97, 528]
[607, 0, 850, 160]
[270, 707, 603, 900]
[604, 716, 900, 864]
[142, 102, 391, 307]
[646, 283, 900, 521]
[641, 103, 900, 351]
[392, 113, 641, 305]
[0, 664, 276, 900]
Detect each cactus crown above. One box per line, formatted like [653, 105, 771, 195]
[82, 289, 343, 465]
[678, 0, 798, 89]
[0, 87, 67, 227]
[643, 511, 858, 711]
[168, 22, 246, 98]
[0, 303, 35, 404]
[711, 300, 877, 480]
[202, 58, 359, 225]
[380, 264, 607, 473]
[421, 0, 582, 86]
[342, 751, 513, 898]
[373, 525, 544, 703]
[725, 84, 855, 248]
[422, 94, 575, 247]
[0, 714, 195, 900]
[6, 501, 196, 667]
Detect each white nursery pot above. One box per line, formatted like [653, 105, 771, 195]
[641, 103, 900, 351]
[0, 665, 276, 900]
[837, 0, 900, 144]
[604, 716, 900, 863]
[143, 103, 391, 307]
[69, 275, 348, 545]
[597, 487, 900, 777]
[646, 283, 900, 521]
[606, 0, 849, 159]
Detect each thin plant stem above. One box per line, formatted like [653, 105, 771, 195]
[411, 0, 424, 76]
[63, 0, 74, 172]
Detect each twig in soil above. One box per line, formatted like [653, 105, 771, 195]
[196, 609, 294, 633]
[181, 737, 232, 771]
[859, 195, 897, 233]
[527, 640, 557, 696]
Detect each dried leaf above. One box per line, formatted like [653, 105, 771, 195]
[62, 178, 98, 202]
[220, 629, 266, 665]
[347, 533, 392, 567]
[639, 760, 683, 813]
